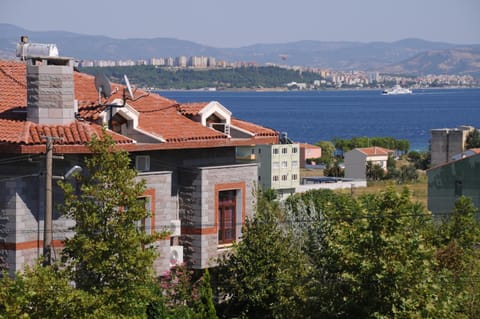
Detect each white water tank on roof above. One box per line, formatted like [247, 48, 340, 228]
[16, 42, 59, 59]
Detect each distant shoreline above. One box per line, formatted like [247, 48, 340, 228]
[153, 86, 479, 93]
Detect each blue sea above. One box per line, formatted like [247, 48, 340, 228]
[157, 88, 480, 151]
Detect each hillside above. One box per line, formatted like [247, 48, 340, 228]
[380, 47, 480, 77]
[1, 23, 480, 76]
[79, 65, 324, 90]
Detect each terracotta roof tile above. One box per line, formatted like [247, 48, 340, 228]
[231, 118, 278, 137]
[0, 60, 278, 150]
[0, 61, 27, 112]
[0, 119, 132, 145]
[357, 146, 393, 156]
[177, 102, 209, 116]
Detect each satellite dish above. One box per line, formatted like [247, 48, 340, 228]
[124, 75, 134, 99]
[94, 73, 112, 99]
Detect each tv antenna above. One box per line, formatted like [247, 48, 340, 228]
[124, 74, 134, 99]
[93, 73, 149, 129]
[93, 74, 148, 108]
[122, 74, 149, 103]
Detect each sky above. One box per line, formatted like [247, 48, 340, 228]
[1, 0, 479, 47]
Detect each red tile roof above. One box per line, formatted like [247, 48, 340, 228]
[0, 119, 131, 145]
[0, 60, 278, 153]
[231, 118, 278, 137]
[177, 102, 209, 116]
[0, 61, 27, 112]
[356, 146, 393, 156]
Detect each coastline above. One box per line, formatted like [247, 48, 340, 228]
[152, 86, 479, 93]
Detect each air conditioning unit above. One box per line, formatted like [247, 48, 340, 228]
[170, 219, 181, 237]
[170, 245, 183, 268]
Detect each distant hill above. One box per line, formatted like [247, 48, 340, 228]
[1, 23, 479, 76]
[380, 47, 480, 77]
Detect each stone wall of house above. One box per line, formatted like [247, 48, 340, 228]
[136, 171, 176, 275]
[0, 176, 42, 275]
[178, 163, 257, 269]
[0, 169, 178, 277]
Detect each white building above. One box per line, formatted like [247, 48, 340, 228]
[344, 147, 393, 180]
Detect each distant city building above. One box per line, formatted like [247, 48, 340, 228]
[150, 57, 165, 66]
[165, 57, 174, 67]
[176, 56, 187, 68]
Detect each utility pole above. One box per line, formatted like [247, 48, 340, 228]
[42, 135, 62, 265]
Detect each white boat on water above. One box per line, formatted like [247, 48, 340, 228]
[382, 85, 412, 95]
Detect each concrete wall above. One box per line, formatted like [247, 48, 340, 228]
[297, 180, 367, 193]
[345, 149, 367, 179]
[430, 126, 474, 167]
[428, 153, 480, 216]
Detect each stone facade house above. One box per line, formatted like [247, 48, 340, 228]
[0, 54, 278, 275]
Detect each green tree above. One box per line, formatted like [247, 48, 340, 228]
[435, 197, 480, 318]
[366, 161, 385, 180]
[407, 150, 431, 170]
[315, 140, 335, 165]
[216, 190, 309, 318]
[194, 269, 218, 319]
[284, 188, 456, 318]
[396, 164, 419, 184]
[324, 161, 344, 177]
[0, 263, 99, 318]
[306, 188, 453, 318]
[59, 132, 160, 316]
[465, 128, 480, 149]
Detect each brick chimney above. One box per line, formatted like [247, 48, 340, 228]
[26, 56, 75, 125]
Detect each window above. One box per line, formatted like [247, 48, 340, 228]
[282, 148, 288, 154]
[251, 148, 255, 155]
[292, 174, 298, 181]
[282, 175, 288, 181]
[272, 175, 279, 182]
[455, 180, 463, 196]
[135, 155, 150, 172]
[258, 148, 262, 154]
[273, 148, 279, 155]
[218, 190, 236, 244]
[292, 160, 299, 168]
[272, 161, 279, 169]
[281, 161, 288, 168]
[292, 147, 298, 153]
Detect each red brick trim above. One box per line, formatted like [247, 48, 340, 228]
[180, 182, 246, 236]
[1, 239, 64, 251]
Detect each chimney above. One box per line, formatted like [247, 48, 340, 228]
[26, 56, 75, 125]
